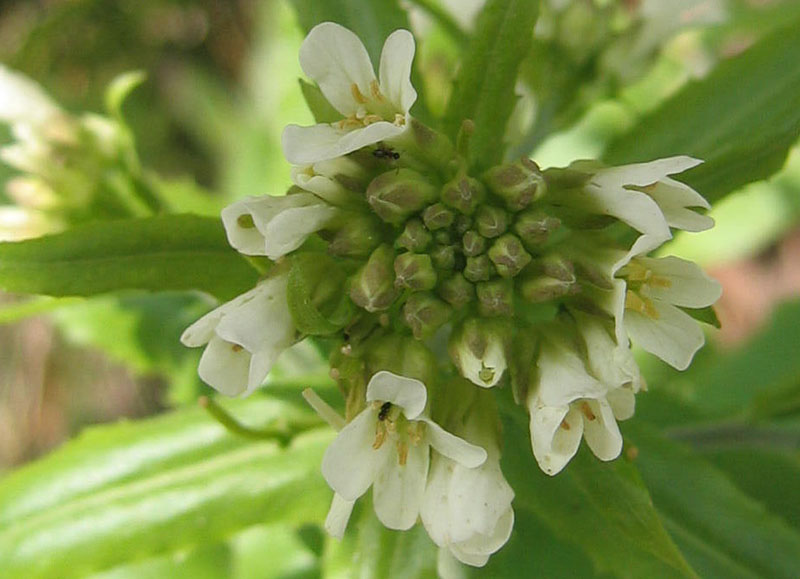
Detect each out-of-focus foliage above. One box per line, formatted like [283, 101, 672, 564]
[1, 0, 800, 577]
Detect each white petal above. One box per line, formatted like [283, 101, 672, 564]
[298, 22, 376, 116]
[373, 442, 428, 530]
[379, 29, 417, 113]
[528, 400, 582, 476]
[607, 386, 636, 421]
[584, 183, 672, 244]
[321, 408, 389, 501]
[0, 65, 61, 127]
[537, 338, 606, 407]
[453, 335, 507, 389]
[423, 419, 487, 468]
[282, 121, 404, 165]
[449, 507, 514, 565]
[594, 156, 703, 189]
[448, 462, 513, 542]
[180, 283, 270, 347]
[262, 203, 339, 259]
[437, 548, 469, 579]
[196, 334, 251, 396]
[366, 371, 427, 419]
[637, 256, 722, 308]
[245, 348, 281, 395]
[581, 399, 623, 461]
[220, 197, 274, 255]
[575, 313, 628, 388]
[625, 302, 706, 370]
[324, 493, 356, 539]
[644, 178, 714, 232]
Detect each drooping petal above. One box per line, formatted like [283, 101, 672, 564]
[180, 283, 269, 347]
[196, 334, 251, 396]
[607, 385, 636, 421]
[448, 507, 515, 566]
[625, 301, 706, 370]
[581, 398, 623, 461]
[643, 178, 714, 232]
[324, 493, 356, 539]
[379, 29, 417, 113]
[537, 338, 606, 407]
[423, 419, 487, 468]
[262, 203, 339, 259]
[298, 22, 376, 117]
[445, 460, 514, 543]
[282, 121, 405, 165]
[593, 156, 703, 189]
[575, 313, 629, 388]
[528, 400, 583, 476]
[321, 408, 389, 501]
[373, 442, 429, 530]
[366, 371, 427, 419]
[636, 256, 722, 308]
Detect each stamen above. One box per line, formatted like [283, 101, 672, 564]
[648, 274, 672, 289]
[580, 402, 596, 421]
[370, 80, 385, 101]
[351, 83, 368, 104]
[373, 425, 386, 449]
[363, 114, 383, 125]
[560, 419, 571, 431]
[397, 441, 409, 465]
[231, 344, 244, 352]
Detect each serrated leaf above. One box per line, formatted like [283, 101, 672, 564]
[0, 394, 333, 579]
[0, 215, 259, 301]
[604, 18, 800, 204]
[500, 403, 695, 578]
[625, 421, 800, 579]
[443, 0, 540, 172]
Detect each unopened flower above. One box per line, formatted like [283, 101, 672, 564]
[282, 22, 417, 164]
[180, 274, 295, 396]
[221, 192, 339, 260]
[318, 371, 486, 532]
[449, 318, 508, 388]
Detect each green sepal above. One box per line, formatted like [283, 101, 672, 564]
[287, 253, 355, 335]
[684, 305, 721, 329]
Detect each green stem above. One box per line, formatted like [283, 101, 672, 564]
[406, 0, 469, 46]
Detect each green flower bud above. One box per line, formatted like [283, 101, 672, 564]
[487, 233, 533, 278]
[349, 244, 398, 312]
[403, 292, 452, 339]
[430, 244, 457, 271]
[441, 174, 486, 215]
[434, 230, 452, 245]
[327, 213, 384, 258]
[366, 168, 438, 225]
[475, 205, 509, 239]
[407, 118, 457, 171]
[394, 252, 437, 291]
[438, 273, 475, 308]
[454, 214, 472, 235]
[395, 218, 432, 252]
[367, 333, 438, 386]
[462, 230, 487, 257]
[519, 256, 578, 303]
[464, 254, 492, 282]
[476, 278, 514, 317]
[483, 157, 546, 211]
[422, 202, 455, 230]
[513, 209, 561, 247]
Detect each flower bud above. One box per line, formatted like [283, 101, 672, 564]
[487, 233, 532, 278]
[403, 293, 452, 339]
[483, 157, 546, 211]
[476, 279, 514, 317]
[475, 205, 509, 239]
[349, 244, 398, 312]
[434, 229, 452, 245]
[462, 230, 487, 257]
[394, 252, 437, 291]
[441, 173, 486, 215]
[367, 334, 438, 386]
[395, 218, 432, 252]
[438, 273, 475, 308]
[519, 256, 578, 303]
[449, 318, 509, 388]
[430, 244, 457, 271]
[366, 168, 438, 224]
[327, 213, 384, 258]
[454, 214, 472, 235]
[513, 210, 561, 247]
[422, 202, 455, 230]
[464, 254, 492, 282]
[407, 118, 457, 171]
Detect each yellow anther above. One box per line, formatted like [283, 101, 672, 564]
[231, 344, 244, 353]
[372, 425, 386, 450]
[626, 290, 659, 319]
[580, 401, 596, 421]
[351, 83, 368, 104]
[648, 275, 672, 289]
[363, 114, 383, 125]
[397, 441, 409, 465]
[560, 418, 571, 431]
[370, 79, 385, 101]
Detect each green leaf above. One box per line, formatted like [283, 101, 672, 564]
[443, 0, 540, 171]
[286, 0, 409, 64]
[88, 543, 232, 579]
[299, 79, 341, 124]
[604, 18, 800, 204]
[625, 421, 800, 579]
[287, 253, 354, 335]
[0, 215, 259, 301]
[500, 403, 695, 578]
[0, 394, 333, 579]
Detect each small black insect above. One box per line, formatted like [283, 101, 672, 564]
[373, 144, 400, 160]
[378, 402, 392, 421]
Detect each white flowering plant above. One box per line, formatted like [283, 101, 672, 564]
[1, 1, 800, 577]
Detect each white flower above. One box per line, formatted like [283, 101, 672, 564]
[448, 319, 508, 388]
[319, 371, 487, 532]
[527, 325, 636, 476]
[421, 391, 514, 567]
[290, 156, 367, 207]
[620, 255, 722, 370]
[282, 22, 417, 165]
[180, 274, 295, 396]
[221, 192, 339, 259]
[0, 65, 63, 130]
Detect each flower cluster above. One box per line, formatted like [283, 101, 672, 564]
[181, 22, 721, 568]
